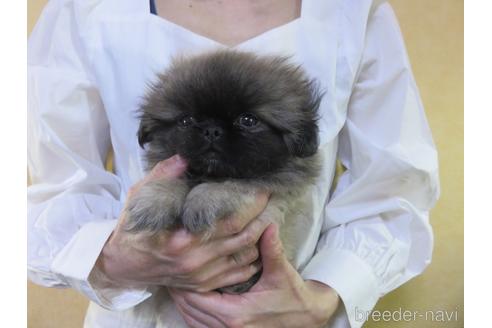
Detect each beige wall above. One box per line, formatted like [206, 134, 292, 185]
[27, 0, 464, 327]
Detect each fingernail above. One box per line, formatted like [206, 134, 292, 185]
[254, 190, 270, 204]
[173, 155, 187, 168]
[157, 155, 186, 171]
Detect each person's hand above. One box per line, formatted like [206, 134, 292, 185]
[94, 155, 271, 291]
[169, 224, 340, 328]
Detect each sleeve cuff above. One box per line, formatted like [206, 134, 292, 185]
[301, 248, 381, 328]
[51, 219, 152, 310]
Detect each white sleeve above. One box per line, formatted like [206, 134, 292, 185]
[27, 0, 151, 310]
[301, 3, 440, 328]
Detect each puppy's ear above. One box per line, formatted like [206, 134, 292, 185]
[137, 120, 153, 148]
[283, 123, 319, 158]
[283, 79, 322, 158]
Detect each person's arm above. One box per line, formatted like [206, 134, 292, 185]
[27, 0, 155, 310]
[300, 3, 440, 327]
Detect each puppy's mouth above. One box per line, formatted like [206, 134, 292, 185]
[203, 150, 220, 159]
[202, 151, 222, 167]
[186, 150, 230, 178]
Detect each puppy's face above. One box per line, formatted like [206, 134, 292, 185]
[138, 51, 322, 179]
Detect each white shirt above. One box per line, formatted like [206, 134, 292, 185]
[27, 0, 440, 327]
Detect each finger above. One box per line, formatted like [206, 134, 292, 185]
[145, 154, 187, 182]
[258, 223, 286, 274]
[177, 305, 210, 328]
[156, 216, 266, 285]
[175, 296, 227, 328]
[213, 191, 269, 238]
[202, 261, 262, 292]
[206, 215, 270, 260]
[128, 155, 187, 199]
[181, 290, 241, 316]
[189, 246, 259, 287]
[181, 303, 226, 328]
[157, 228, 198, 254]
[229, 246, 260, 267]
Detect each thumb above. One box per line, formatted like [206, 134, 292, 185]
[259, 223, 287, 274]
[146, 154, 187, 182]
[127, 155, 187, 199]
[129, 155, 187, 197]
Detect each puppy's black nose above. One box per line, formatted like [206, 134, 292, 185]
[203, 126, 223, 142]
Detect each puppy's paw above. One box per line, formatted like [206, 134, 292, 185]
[181, 184, 230, 233]
[125, 179, 188, 233]
[181, 182, 255, 233]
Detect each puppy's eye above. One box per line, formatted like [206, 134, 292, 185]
[236, 113, 258, 128]
[178, 115, 195, 127]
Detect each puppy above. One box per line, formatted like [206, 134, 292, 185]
[128, 50, 323, 293]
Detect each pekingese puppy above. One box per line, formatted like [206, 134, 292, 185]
[127, 50, 323, 293]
